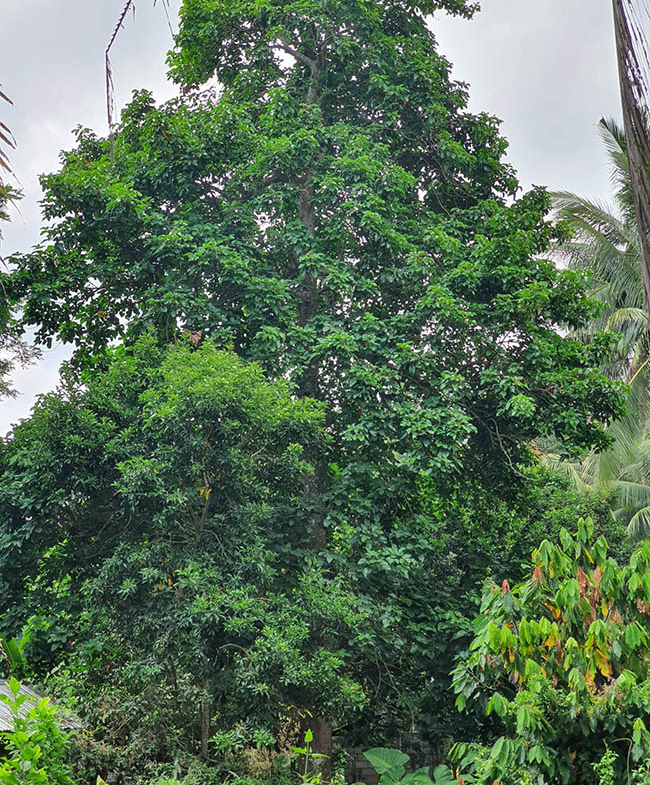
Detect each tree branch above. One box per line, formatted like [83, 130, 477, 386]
[271, 40, 317, 73]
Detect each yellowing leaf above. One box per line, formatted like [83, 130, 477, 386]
[594, 649, 612, 678]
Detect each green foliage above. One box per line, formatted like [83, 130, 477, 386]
[0, 176, 37, 400]
[452, 517, 650, 784]
[544, 365, 650, 540]
[170, 0, 479, 91]
[0, 0, 629, 767]
[0, 678, 74, 785]
[291, 729, 328, 785]
[0, 87, 37, 398]
[547, 118, 650, 538]
[0, 337, 368, 777]
[0, 628, 30, 678]
[358, 748, 455, 785]
[593, 748, 616, 785]
[554, 118, 646, 380]
[7, 0, 622, 468]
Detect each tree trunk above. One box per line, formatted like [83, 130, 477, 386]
[313, 716, 333, 781]
[200, 697, 211, 760]
[613, 0, 650, 322]
[292, 29, 333, 771]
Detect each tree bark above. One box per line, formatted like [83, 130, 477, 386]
[613, 0, 650, 321]
[313, 716, 333, 780]
[200, 696, 211, 760]
[292, 32, 334, 773]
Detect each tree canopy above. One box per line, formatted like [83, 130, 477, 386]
[0, 338, 367, 765]
[0, 0, 631, 779]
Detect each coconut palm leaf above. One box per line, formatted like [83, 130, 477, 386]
[548, 3, 650, 536]
[626, 505, 650, 539]
[541, 362, 650, 539]
[607, 307, 647, 329]
[542, 452, 589, 492]
[601, 117, 637, 218]
[553, 118, 648, 380]
[105, 0, 175, 128]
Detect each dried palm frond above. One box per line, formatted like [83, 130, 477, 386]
[105, 0, 175, 129]
[0, 86, 15, 198]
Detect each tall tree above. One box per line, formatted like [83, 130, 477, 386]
[3, 0, 624, 759]
[612, 0, 650, 321]
[0, 338, 355, 775]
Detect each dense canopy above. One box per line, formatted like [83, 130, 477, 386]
[0, 1, 635, 783]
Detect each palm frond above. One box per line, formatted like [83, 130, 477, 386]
[0, 85, 15, 200]
[626, 505, 650, 540]
[105, 1, 176, 129]
[542, 454, 588, 492]
[552, 111, 648, 379]
[599, 117, 637, 220]
[553, 192, 627, 241]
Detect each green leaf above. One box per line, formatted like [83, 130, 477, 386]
[8, 678, 21, 697]
[401, 774, 433, 785]
[432, 765, 457, 785]
[364, 748, 410, 776]
[633, 718, 646, 746]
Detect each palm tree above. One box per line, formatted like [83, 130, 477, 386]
[545, 365, 650, 540]
[554, 118, 647, 381]
[0, 85, 37, 398]
[548, 118, 650, 539]
[0, 85, 15, 214]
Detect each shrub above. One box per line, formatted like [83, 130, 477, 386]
[451, 518, 650, 783]
[0, 677, 75, 785]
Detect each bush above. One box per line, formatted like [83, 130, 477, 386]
[0, 677, 75, 785]
[451, 518, 650, 783]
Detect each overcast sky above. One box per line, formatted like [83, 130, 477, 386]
[0, 0, 623, 434]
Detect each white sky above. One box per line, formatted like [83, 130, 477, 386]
[0, 0, 622, 434]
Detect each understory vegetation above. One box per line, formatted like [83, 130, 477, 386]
[0, 0, 649, 783]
